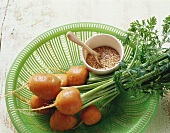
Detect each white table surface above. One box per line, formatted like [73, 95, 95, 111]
[0, 0, 170, 132]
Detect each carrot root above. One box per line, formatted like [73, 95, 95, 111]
[1, 82, 28, 99]
[9, 103, 56, 111]
[42, 67, 67, 74]
[72, 121, 83, 129]
[14, 93, 30, 104]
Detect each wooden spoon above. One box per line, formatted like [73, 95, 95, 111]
[66, 31, 100, 64]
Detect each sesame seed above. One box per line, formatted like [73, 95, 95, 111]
[86, 46, 120, 70]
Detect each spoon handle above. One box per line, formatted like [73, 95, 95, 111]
[66, 31, 100, 56]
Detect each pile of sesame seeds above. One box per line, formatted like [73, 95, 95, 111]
[86, 46, 120, 70]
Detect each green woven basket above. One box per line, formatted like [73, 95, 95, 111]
[5, 22, 160, 133]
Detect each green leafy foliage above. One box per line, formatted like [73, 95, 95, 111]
[126, 16, 161, 65]
[162, 15, 170, 43]
[117, 15, 170, 96]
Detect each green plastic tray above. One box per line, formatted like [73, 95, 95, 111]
[5, 22, 160, 133]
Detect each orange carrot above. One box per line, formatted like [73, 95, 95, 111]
[30, 95, 52, 114]
[50, 110, 78, 131]
[28, 73, 61, 100]
[53, 74, 69, 87]
[67, 66, 89, 86]
[80, 105, 102, 125]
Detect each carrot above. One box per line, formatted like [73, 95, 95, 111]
[28, 73, 61, 100]
[55, 87, 82, 115]
[67, 66, 89, 86]
[53, 74, 69, 87]
[30, 95, 52, 114]
[50, 110, 78, 131]
[4, 73, 61, 100]
[80, 105, 102, 125]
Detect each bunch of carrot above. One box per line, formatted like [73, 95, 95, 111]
[12, 66, 102, 131]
